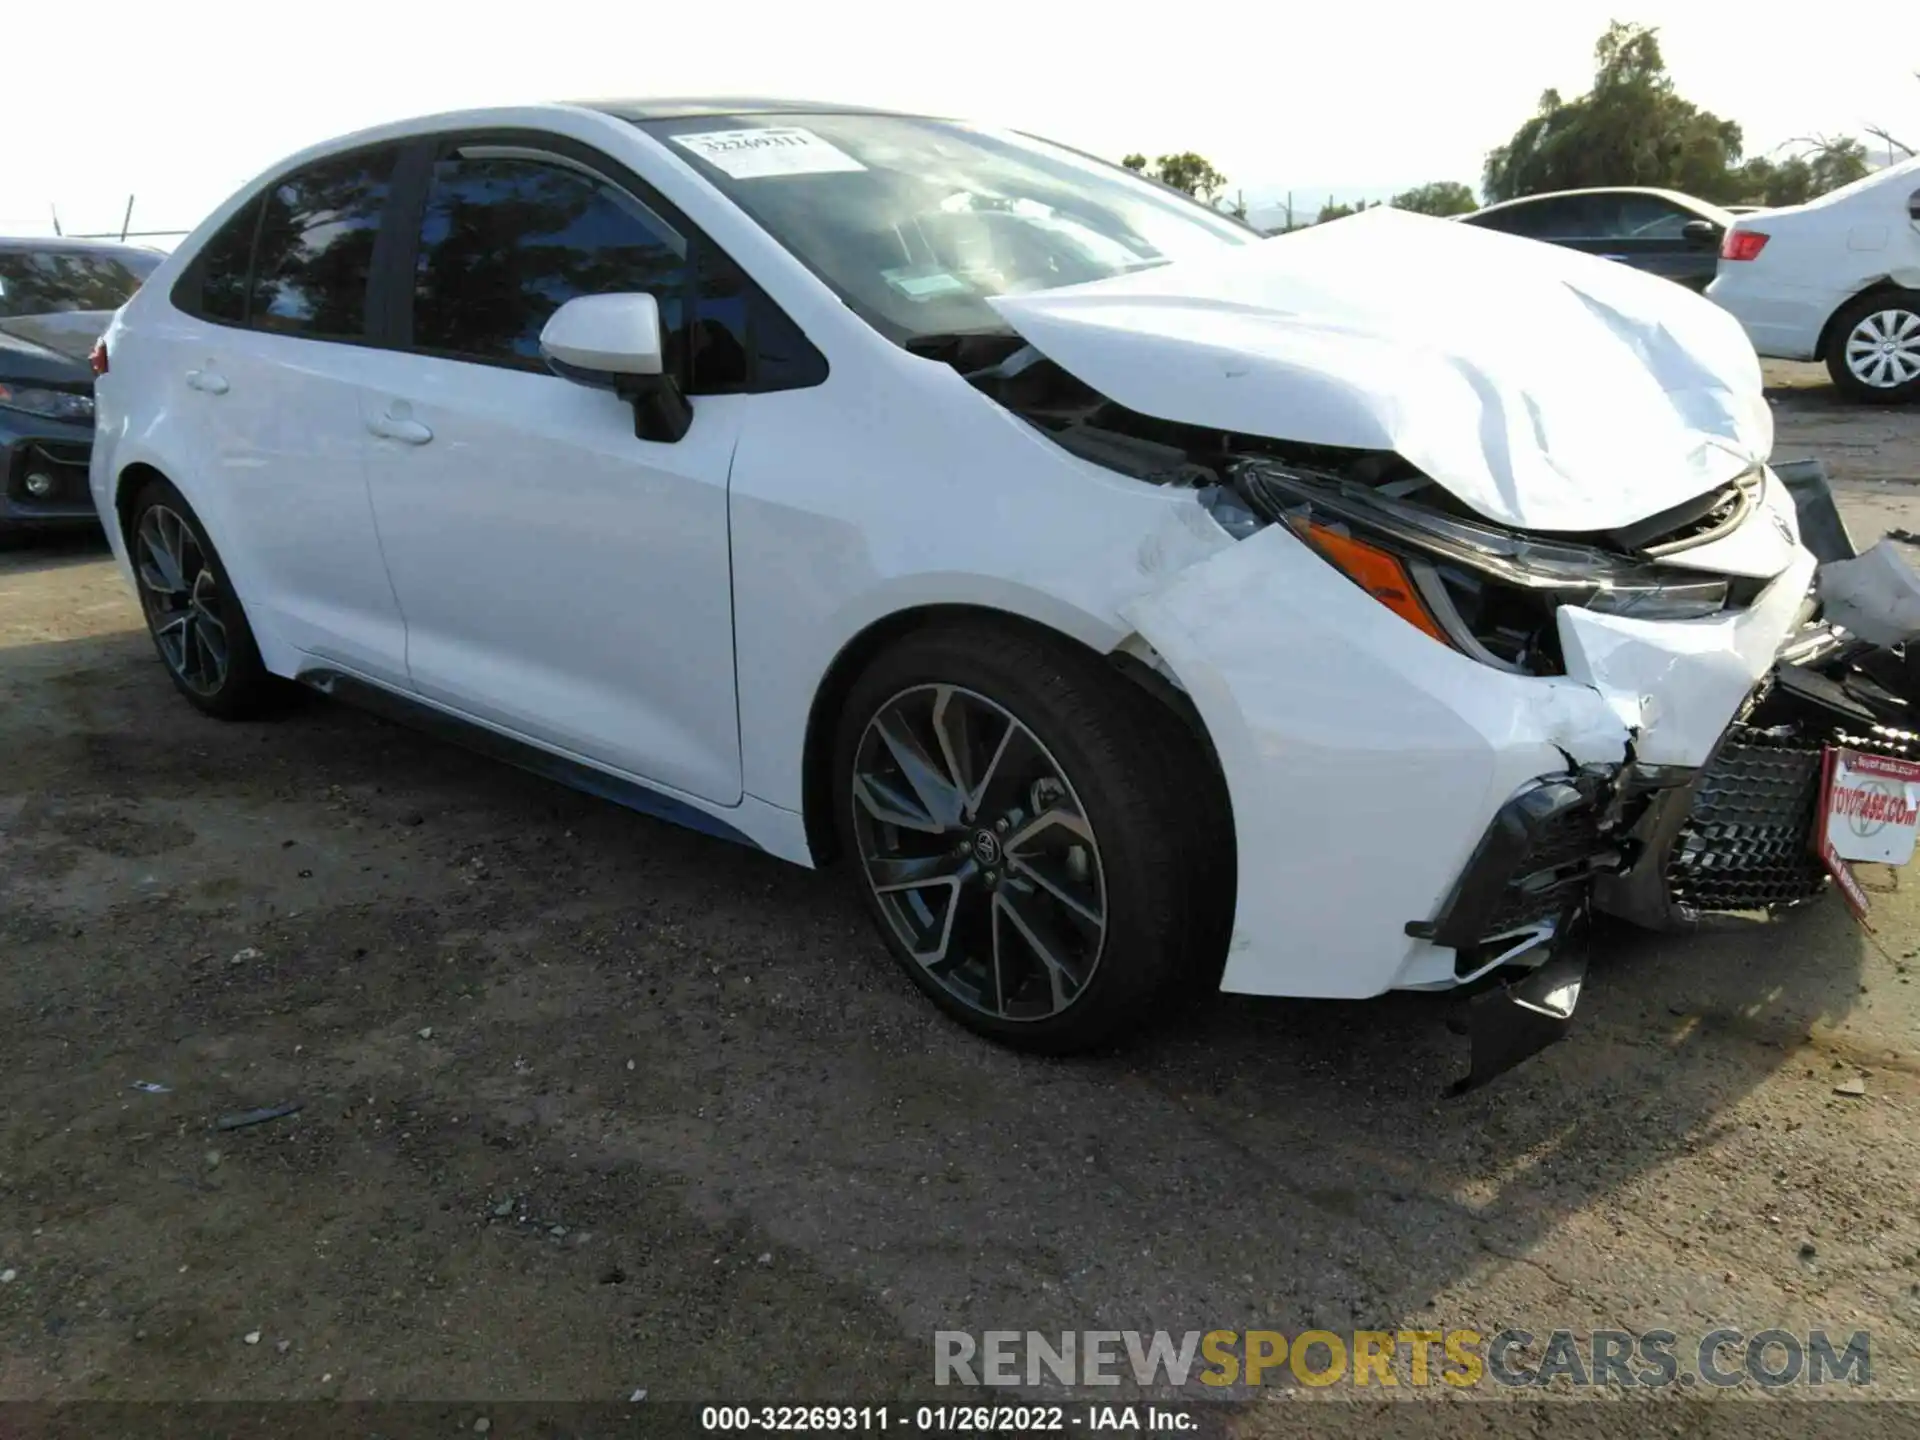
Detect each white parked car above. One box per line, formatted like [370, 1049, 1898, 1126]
[1707, 156, 1920, 403]
[88, 101, 1893, 1086]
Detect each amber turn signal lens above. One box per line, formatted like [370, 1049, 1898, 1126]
[1302, 523, 1451, 646]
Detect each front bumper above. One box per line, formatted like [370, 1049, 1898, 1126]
[1, 411, 99, 530]
[1125, 501, 1818, 1004]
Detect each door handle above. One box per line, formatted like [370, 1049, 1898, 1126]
[185, 367, 229, 395]
[368, 412, 433, 446]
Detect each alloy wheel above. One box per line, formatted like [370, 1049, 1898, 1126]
[1843, 308, 1920, 390]
[850, 684, 1107, 1021]
[134, 504, 230, 696]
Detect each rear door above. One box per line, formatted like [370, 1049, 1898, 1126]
[166, 145, 410, 685]
[349, 135, 757, 805]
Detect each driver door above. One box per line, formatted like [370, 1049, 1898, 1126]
[352, 140, 747, 804]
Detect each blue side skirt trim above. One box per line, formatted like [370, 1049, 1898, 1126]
[297, 668, 761, 851]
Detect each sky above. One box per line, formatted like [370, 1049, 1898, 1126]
[5, 0, 1917, 241]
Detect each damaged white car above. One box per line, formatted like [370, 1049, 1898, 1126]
[90, 102, 1920, 1086]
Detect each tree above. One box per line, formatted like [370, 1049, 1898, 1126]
[1389, 181, 1479, 217]
[1729, 137, 1872, 207]
[1315, 198, 1379, 224]
[1484, 22, 1745, 203]
[1119, 151, 1230, 202]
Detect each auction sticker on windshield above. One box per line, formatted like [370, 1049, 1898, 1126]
[672, 127, 867, 179]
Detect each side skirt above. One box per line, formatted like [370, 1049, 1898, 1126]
[296, 667, 761, 852]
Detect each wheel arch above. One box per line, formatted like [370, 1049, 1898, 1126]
[113, 460, 174, 541]
[1816, 276, 1914, 363]
[798, 601, 1234, 874]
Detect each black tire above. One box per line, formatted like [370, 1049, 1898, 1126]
[832, 620, 1231, 1053]
[125, 477, 279, 719]
[1824, 289, 1920, 404]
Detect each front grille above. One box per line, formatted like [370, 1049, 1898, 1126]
[1666, 729, 1826, 910]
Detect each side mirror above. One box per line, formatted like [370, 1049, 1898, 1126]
[1681, 218, 1721, 248]
[539, 293, 690, 443]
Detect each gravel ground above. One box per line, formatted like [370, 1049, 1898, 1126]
[1, 366, 1917, 1431]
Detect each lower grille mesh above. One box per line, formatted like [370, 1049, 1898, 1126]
[1666, 732, 1826, 910]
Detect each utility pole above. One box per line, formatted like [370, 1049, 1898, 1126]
[120, 195, 136, 242]
[49, 203, 62, 237]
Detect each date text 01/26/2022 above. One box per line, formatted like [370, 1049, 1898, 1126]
[700, 1406, 1194, 1432]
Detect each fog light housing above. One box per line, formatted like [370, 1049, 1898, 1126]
[24, 471, 56, 498]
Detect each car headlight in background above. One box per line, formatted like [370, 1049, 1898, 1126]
[0, 383, 94, 423]
[1236, 458, 1733, 676]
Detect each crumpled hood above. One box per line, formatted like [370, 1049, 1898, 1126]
[988, 207, 1772, 533]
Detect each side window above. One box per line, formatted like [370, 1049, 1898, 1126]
[411, 154, 687, 369]
[200, 201, 260, 323]
[1473, 199, 1564, 239]
[250, 148, 396, 341]
[174, 197, 259, 324]
[1603, 197, 1691, 241]
[1514, 197, 1589, 240]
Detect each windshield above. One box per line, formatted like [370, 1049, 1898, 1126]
[0, 248, 157, 319]
[638, 112, 1254, 345]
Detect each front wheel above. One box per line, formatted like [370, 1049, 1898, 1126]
[832, 622, 1228, 1053]
[1825, 290, 1920, 404]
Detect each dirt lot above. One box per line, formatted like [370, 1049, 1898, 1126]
[2, 366, 1919, 1429]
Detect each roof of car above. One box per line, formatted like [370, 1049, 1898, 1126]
[579, 97, 932, 122]
[1473, 186, 1731, 218]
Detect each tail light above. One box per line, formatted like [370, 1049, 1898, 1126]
[1720, 230, 1769, 262]
[89, 340, 109, 376]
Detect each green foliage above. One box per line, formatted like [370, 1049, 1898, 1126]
[1484, 23, 1744, 203]
[1485, 22, 1877, 207]
[1315, 198, 1379, 224]
[1728, 138, 1871, 206]
[1389, 181, 1479, 217]
[1119, 151, 1230, 201]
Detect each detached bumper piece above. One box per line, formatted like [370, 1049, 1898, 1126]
[1409, 775, 1627, 1090]
[1458, 932, 1589, 1095]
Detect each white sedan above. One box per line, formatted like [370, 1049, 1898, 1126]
[89, 100, 1862, 1085]
[1708, 156, 1920, 403]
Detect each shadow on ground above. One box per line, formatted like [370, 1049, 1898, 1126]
[0, 614, 1878, 1402]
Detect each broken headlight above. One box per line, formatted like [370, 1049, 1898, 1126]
[1236, 458, 1730, 676]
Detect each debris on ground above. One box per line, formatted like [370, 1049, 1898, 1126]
[229, 947, 262, 966]
[1, 1269, 16, 1284]
[417, 1027, 433, 1040]
[244, 1330, 262, 1345]
[214, 1102, 303, 1132]
[1834, 1077, 1869, 1097]
[129, 1081, 172, 1094]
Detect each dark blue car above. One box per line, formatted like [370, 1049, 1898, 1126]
[1, 238, 162, 535]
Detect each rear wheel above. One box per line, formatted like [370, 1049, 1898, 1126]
[832, 621, 1228, 1052]
[1825, 290, 1920, 404]
[126, 478, 278, 718]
